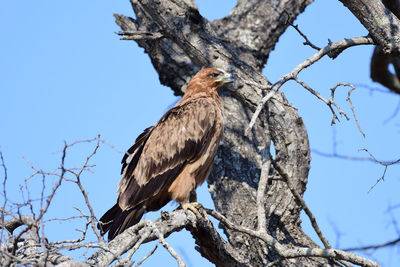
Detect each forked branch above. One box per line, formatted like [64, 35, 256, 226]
[245, 36, 374, 135]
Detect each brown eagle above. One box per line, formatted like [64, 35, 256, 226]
[98, 68, 233, 241]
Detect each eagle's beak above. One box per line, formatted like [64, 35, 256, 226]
[219, 72, 234, 84]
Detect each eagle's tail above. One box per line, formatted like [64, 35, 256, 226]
[97, 203, 146, 241]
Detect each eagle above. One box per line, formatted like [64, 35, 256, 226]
[98, 68, 233, 241]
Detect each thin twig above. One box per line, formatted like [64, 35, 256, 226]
[295, 78, 349, 125]
[344, 237, 400, 251]
[73, 135, 103, 242]
[151, 222, 186, 267]
[360, 149, 400, 192]
[271, 160, 332, 249]
[283, 12, 321, 51]
[312, 149, 380, 162]
[346, 85, 365, 137]
[353, 83, 397, 95]
[329, 84, 350, 122]
[39, 172, 46, 241]
[36, 143, 67, 223]
[383, 98, 400, 124]
[368, 166, 388, 193]
[361, 149, 400, 166]
[0, 151, 8, 242]
[117, 228, 152, 266]
[50, 208, 90, 245]
[329, 83, 366, 137]
[134, 244, 158, 267]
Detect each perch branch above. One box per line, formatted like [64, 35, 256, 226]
[206, 209, 379, 267]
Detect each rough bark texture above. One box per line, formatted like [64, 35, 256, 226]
[369, 0, 400, 94]
[338, 0, 400, 54]
[116, 0, 322, 266]
[340, 0, 400, 93]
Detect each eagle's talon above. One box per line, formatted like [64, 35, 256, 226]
[181, 202, 208, 220]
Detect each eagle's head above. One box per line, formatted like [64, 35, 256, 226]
[186, 68, 234, 95]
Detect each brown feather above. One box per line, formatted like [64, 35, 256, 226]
[98, 68, 230, 240]
[120, 126, 154, 178]
[118, 97, 217, 209]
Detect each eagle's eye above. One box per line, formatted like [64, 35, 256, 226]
[209, 72, 220, 78]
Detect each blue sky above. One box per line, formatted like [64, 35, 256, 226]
[1, 1, 399, 266]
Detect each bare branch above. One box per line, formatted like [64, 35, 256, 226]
[353, 83, 398, 94]
[3, 0, 393, 265]
[339, 0, 400, 54]
[117, 30, 164, 40]
[206, 209, 380, 267]
[283, 12, 321, 51]
[312, 149, 378, 163]
[134, 244, 158, 267]
[368, 164, 387, 193]
[50, 208, 90, 246]
[72, 135, 103, 242]
[344, 237, 400, 251]
[359, 148, 400, 192]
[383, 98, 400, 124]
[117, 226, 152, 266]
[0, 214, 36, 235]
[271, 160, 332, 249]
[371, 45, 400, 94]
[88, 209, 246, 267]
[345, 84, 365, 137]
[35, 142, 67, 223]
[361, 149, 400, 166]
[256, 157, 271, 232]
[151, 221, 186, 267]
[86, 219, 166, 266]
[245, 36, 374, 135]
[295, 78, 348, 125]
[0, 151, 8, 242]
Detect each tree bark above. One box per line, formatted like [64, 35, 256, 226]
[114, 0, 331, 266]
[368, 0, 400, 94]
[338, 0, 400, 54]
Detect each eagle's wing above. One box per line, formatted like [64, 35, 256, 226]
[118, 97, 217, 210]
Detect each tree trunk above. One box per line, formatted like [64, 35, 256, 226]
[115, 0, 333, 265]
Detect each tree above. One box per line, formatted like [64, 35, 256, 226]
[1, 0, 399, 266]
